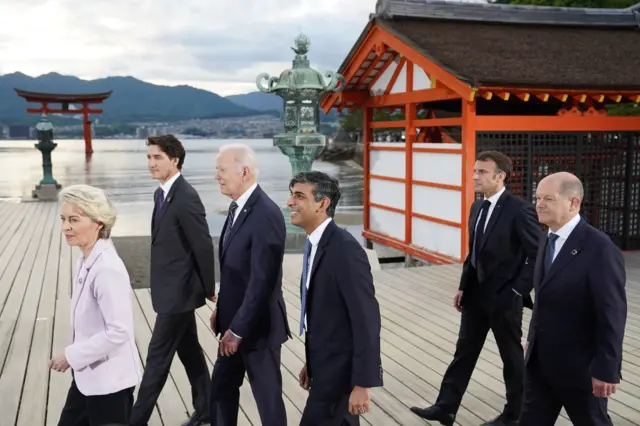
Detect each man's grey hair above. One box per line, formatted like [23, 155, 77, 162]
[58, 184, 117, 239]
[559, 178, 584, 200]
[218, 143, 259, 179]
[289, 171, 341, 218]
[557, 173, 584, 200]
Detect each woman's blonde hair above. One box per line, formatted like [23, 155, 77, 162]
[58, 184, 117, 239]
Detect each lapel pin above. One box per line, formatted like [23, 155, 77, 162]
[167, 196, 172, 203]
[571, 249, 578, 255]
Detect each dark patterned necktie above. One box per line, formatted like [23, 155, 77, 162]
[154, 189, 165, 221]
[223, 201, 238, 244]
[544, 233, 559, 276]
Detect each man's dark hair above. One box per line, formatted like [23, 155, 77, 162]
[146, 134, 186, 170]
[476, 150, 513, 183]
[289, 171, 341, 218]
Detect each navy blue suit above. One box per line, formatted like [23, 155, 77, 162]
[520, 218, 627, 425]
[300, 220, 383, 426]
[210, 185, 290, 426]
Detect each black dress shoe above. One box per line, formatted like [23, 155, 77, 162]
[180, 413, 211, 426]
[410, 405, 455, 426]
[481, 413, 518, 426]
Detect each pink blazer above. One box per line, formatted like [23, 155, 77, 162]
[65, 238, 141, 396]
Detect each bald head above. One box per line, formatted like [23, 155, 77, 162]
[215, 143, 259, 200]
[536, 172, 583, 231]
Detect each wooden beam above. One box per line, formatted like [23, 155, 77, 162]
[375, 24, 473, 99]
[367, 53, 396, 91]
[405, 102, 416, 244]
[460, 100, 476, 261]
[536, 93, 550, 102]
[476, 115, 640, 132]
[27, 108, 103, 114]
[321, 27, 384, 112]
[355, 47, 385, 88]
[368, 88, 459, 107]
[339, 92, 369, 105]
[385, 57, 406, 95]
[414, 117, 463, 127]
[370, 120, 407, 129]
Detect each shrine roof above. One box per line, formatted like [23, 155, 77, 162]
[14, 89, 113, 103]
[340, 0, 640, 91]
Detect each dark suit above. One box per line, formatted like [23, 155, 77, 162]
[300, 220, 383, 426]
[130, 174, 215, 426]
[210, 184, 290, 426]
[520, 218, 627, 426]
[435, 189, 539, 421]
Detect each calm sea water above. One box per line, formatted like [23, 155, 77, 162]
[0, 138, 364, 240]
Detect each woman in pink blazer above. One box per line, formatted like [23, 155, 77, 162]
[50, 184, 141, 426]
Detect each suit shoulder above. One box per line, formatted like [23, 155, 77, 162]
[584, 222, 620, 251]
[331, 226, 364, 254]
[506, 192, 532, 209]
[257, 192, 284, 221]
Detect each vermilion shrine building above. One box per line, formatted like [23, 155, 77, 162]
[322, 0, 640, 264]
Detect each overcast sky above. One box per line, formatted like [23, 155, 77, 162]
[0, 0, 377, 96]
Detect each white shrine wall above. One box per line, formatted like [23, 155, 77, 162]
[368, 142, 463, 260]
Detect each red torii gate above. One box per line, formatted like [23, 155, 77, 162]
[14, 89, 112, 154]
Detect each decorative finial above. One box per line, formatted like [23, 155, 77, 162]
[291, 33, 310, 55]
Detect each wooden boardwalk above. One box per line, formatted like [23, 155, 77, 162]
[1, 200, 640, 426]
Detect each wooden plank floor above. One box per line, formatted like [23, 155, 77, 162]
[1, 199, 639, 426]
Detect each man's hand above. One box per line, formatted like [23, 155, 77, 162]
[207, 295, 217, 303]
[299, 364, 310, 390]
[348, 386, 371, 415]
[592, 378, 617, 398]
[219, 330, 241, 356]
[210, 310, 218, 335]
[49, 352, 70, 373]
[453, 290, 463, 312]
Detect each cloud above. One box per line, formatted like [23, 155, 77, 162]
[0, 0, 376, 95]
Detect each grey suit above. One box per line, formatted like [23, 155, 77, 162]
[130, 174, 215, 426]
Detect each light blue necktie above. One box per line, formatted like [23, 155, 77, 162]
[299, 239, 312, 335]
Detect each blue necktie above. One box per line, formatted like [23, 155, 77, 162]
[544, 233, 559, 275]
[299, 238, 312, 336]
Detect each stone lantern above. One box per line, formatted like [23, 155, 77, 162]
[256, 33, 344, 176]
[32, 114, 61, 200]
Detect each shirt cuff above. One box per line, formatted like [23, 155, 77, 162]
[512, 288, 522, 296]
[230, 330, 242, 339]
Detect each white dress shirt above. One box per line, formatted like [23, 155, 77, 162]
[230, 182, 258, 225]
[159, 171, 181, 200]
[548, 213, 581, 262]
[475, 186, 506, 232]
[303, 217, 333, 326]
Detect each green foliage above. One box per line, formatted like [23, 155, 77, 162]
[339, 108, 407, 132]
[607, 104, 640, 116]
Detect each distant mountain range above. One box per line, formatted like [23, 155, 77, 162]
[0, 72, 337, 125]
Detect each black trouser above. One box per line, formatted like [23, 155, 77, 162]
[435, 297, 524, 420]
[299, 390, 359, 426]
[130, 311, 210, 426]
[57, 380, 134, 426]
[210, 346, 286, 426]
[519, 351, 613, 426]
